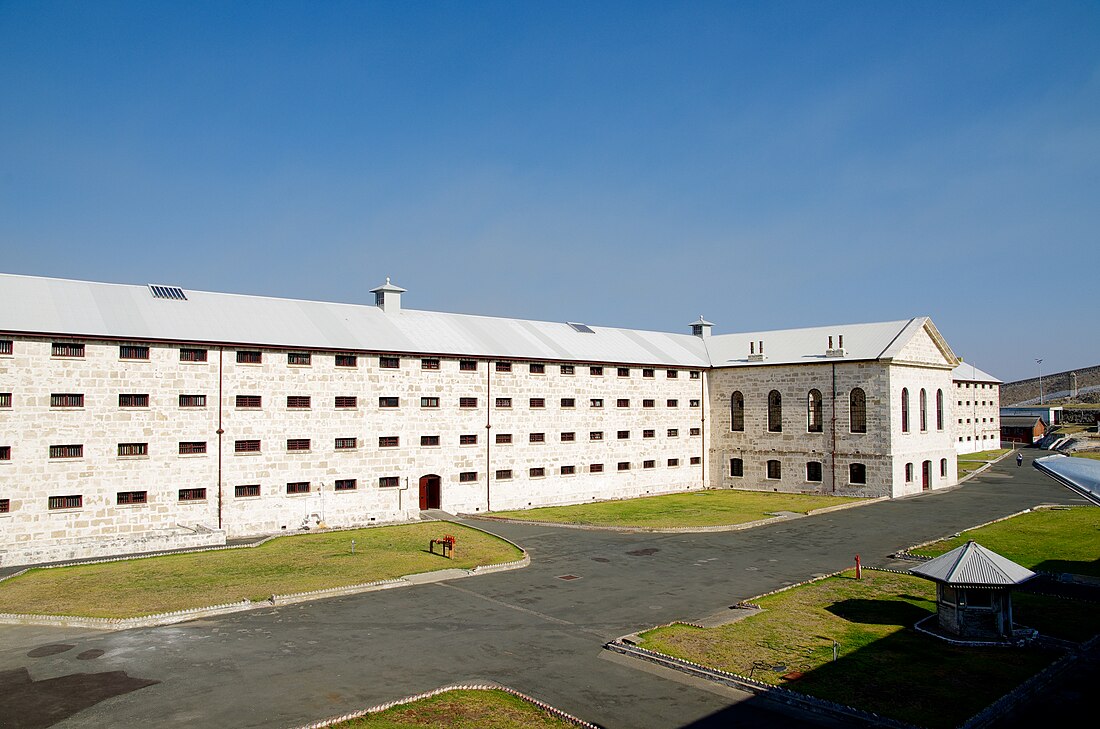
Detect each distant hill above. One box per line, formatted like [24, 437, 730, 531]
[1002, 364, 1100, 405]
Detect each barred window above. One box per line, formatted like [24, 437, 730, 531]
[52, 342, 84, 357]
[421, 435, 441, 446]
[379, 476, 400, 488]
[560, 364, 575, 375]
[0, 393, 10, 408]
[561, 398, 575, 408]
[460, 471, 478, 482]
[667, 429, 679, 437]
[941, 458, 948, 477]
[530, 363, 545, 374]
[690, 399, 700, 408]
[617, 430, 630, 440]
[807, 390, 823, 433]
[237, 350, 262, 364]
[335, 354, 358, 368]
[901, 388, 910, 433]
[421, 358, 440, 370]
[379, 396, 399, 408]
[690, 427, 701, 436]
[766, 460, 781, 480]
[643, 460, 656, 469]
[936, 389, 944, 430]
[460, 397, 478, 408]
[459, 360, 477, 371]
[768, 390, 782, 432]
[287, 396, 311, 409]
[287, 439, 310, 451]
[807, 461, 823, 482]
[51, 393, 84, 408]
[590, 398, 603, 408]
[561, 432, 576, 442]
[49, 444, 83, 459]
[530, 398, 546, 408]
[120, 345, 150, 360]
[49, 495, 82, 509]
[0, 446, 9, 460]
[617, 399, 630, 408]
[590, 463, 604, 473]
[236, 395, 262, 408]
[690, 456, 702, 465]
[0, 340, 11, 355]
[235, 484, 260, 497]
[379, 436, 399, 448]
[117, 490, 148, 505]
[590, 366, 603, 376]
[666, 369, 678, 379]
[730, 458, 743, 477]
[179, 441, 207, 455]
[335, 479, 357, 491]
[460, 434, 478, 445]
[286, 482, 310, 494]
[495, 433, 513, 444]
[643, 399, 655, 408]
[590, 431, 603, 441]
[529, 432, 545, 443]
[617, 367, 630, 377]
[561, 465, 576, 475]
[335, 437, 357, 450]
[117, 442, 148, 457]
[496, 362, 512, 372]
[180, 348, 208, 362]
[0, 499, 8, 512]
[617, 461, 630, 471]
[495, 398, 512, 408]
[235, 439, 261, 453]
[495, 469, 513, 480]
[643, 429, 655, 438]
[120, 393, 149, 408]
[667, 399, 678, 408]
[179, 394, 206, 407]
[851, 463, 869, 485]
[288, 352, 311, 365]
[919, 388, 928, 432]
[850, 388, 867, 433]
[179, 488, 207, 501]
[642, 368, 654, 378]
[529, 467, 546, 478]
[905, 462, 914, 482]
[668, 458, 680, 467]
[335, 396, 358, 409]
[690, 371, 701, 380]
[421, 397, 440, 408]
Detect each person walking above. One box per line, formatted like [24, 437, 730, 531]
[1017, 452, 1024, 467]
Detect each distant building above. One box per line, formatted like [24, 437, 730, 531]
[1, 273, 965, 565]
[1000, 415, 1047, 444]
[951, 363, 1002, 454]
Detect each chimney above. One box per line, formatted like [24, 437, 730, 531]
[826, 332, 846, 358]
[748, 339, 766, 362]
[369, 277, 407, 314]
[690, 316, 713, 338]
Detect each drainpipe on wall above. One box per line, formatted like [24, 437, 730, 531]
[700, 369, 707, 488]
[485, 361, 492, 512]
[831, 363, 837, 495]
[216, 347, 225, 530]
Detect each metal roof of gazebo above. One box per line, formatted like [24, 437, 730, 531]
[910, 541, 1035, 587]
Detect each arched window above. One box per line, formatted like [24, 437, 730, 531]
[919, 389, 927, 432]
[901, 388, 910, 433]
[940, 458, 947, 477]
[768, 390, 782, 432]
[766, 459, 781, 479]
[936, 389, 944, 431]
[849, 463, 866, 485]
[807, 389, 823, 433]
[730, 392, 744, 432]
[849, 388, 867, 433]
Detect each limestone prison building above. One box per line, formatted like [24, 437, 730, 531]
[0, 273, 987, 566]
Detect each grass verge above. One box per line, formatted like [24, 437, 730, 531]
[1071, 450, 1100, 460]
[490, 489, 867, 528]
[327, 689, 578, 729]
[0, 522, 522, 618]
[957, 449, 1011, 477]
[911, 506, 1100, 577]
[638, 570, 1071, 729]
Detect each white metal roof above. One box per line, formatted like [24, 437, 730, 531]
[952, 362, 1002, 383]
[0, 272, 945, 369]
[1034, 455, 1100, 506]
[910, 541, 1035, 586]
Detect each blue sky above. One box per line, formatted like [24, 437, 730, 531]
[1, 1, 1096, 382]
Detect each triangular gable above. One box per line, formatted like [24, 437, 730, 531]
[882, 318, 958, 368]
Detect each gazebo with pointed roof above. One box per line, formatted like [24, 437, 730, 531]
[910, 541, 1035, 640]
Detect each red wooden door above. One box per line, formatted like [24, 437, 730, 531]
[418, 475, 440, 509]
[922, 460, 931, 491]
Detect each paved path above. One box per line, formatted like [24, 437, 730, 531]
[0, 450, 1087, 729]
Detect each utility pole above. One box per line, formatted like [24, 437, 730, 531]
[1036, 359, 1044, 405]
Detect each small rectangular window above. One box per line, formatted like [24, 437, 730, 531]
[730, 458, 743, 477]
[667, 370, 678, 379]
[421, 358, 440, 370]
[117, 442, 148, 457]
[51, 393, 84, 408]
[643, 399, 655, 408]
[561, 431, 575, 442]
[287, 352, 311, 365]
[617, 367, 630, 377]
[179, 488, 207, 501]
[643, 429, 655, 438]
[335, 437, 357, 450]
[496, 362, 512, 373]
[459, 360, 478, 371]
[642, 368, 654, 378]
[460, 434, 478, 445]
[0, 340, 11, 355]
[560, 465, 575, 475]
[590, 463, 604, 473]
[287, 439, 311, 451]
[0, 446, 10, 460]
[459, 397, 478, 408]
[617, 430, 630, 440]
[529, 467, 546, 478]
[460, 471, 478, 483]
[287, 395, 311, 409]
[179, 394, 206, 407]
[617, 461, 631, 471]
[421, 397, 440, 408]
[689, 399, 700, 408]
[49, 495, 82, 509]
[529, 432, 546, 443]
[529, 363, 545, 374]
[690, 427, 701, 436]
[235, 439, 261, 453]
[379, 436, 399, 448]
[0, 393, 10, 408]
[379, 397, 400, 408]
[52, 342, 85, 358]
[335, 479, 357, 491]
[766, 460, 781, 479]
[335, 396, 358, 409]
[237, 350, 262, 364]
[179, 441, 207, 455]
[119, 393, 150, 408]
[643, 460, 656, 469]
[236, 395, 261, 408]
[495, 469, 513, 480]
[421, 435, 441, 446]
[379, 356, 400, 369]
[590, 398, 603, 408]
[49, 444, 83, 459]
[180, 348, 208, 362]
[560, 364, 575, 375]
[689, 371, 700, 380]
[668, 458, 680, 467]
[667, 399, 678, 408]
[530, 398, 546, 409]
[690, 456, 701, 465]
[590, 366, 603, 376]
[235, 484, 260, 497]
[335, 354, 358, 368]
[590, 431, 603, 441]
[667, 429, 679, 437]
[561, 398, 575, 408]
[496, 433, 513, 444]
[617, 399, 630, 408]
[0, 499, 8, 512]
[496, 398, 512, 408]
[286, 482, 310, 494]
[117, 490, 148, 505]
[807, 461, 823, 482]
[379, 476, 400, 488]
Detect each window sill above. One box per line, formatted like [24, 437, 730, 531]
[115, 502, 149, 508]
[178, 453, 208, 459]
[234, 451, 262, 456]
[178, 499, 208, 504]
[117, 456, 149, 461]
[48, 508, 83, 514]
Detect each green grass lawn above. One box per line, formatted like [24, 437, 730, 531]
[957, 449, 1011, 477]
[489, 489, 866, 528]
[1071, 450, 1100, 460]
[911, 507, 1100, 577]
[638, 570, 1063, 729]
[328, 689, 577, 729]
[0, 522, 523, 618]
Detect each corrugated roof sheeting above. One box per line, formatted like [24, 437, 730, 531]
[704, 319, 916, 367]
[910, 541, 1035, 586]
[953, 362, 1002, 383]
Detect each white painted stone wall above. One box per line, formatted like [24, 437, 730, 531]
[952, 381, 1001, 454]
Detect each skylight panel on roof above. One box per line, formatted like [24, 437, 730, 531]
[567, 322, 594, 333]
[148, 284, 187, 301]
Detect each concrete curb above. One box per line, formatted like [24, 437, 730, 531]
[291, 682, 601, 729]
[956, 449, 1015, 485]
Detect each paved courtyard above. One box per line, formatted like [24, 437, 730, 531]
[0, 451, 1089, 729]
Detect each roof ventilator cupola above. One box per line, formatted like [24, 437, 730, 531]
[748, 340, 766, 362]
[370, 277, 406, 313]
[826, 334, 846, 358]
[689, 316, 713, 338]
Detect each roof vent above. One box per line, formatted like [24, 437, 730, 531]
[148, 284, 187, 301]
[567, 322, 594, 334]
[370, 277, 406, 313]
[689, 316, 713, 338]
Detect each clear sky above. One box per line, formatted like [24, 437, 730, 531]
[1, 1, 1096, 382]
